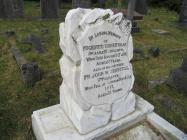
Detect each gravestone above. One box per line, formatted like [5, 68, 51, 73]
[32, 8, 187, 140]
[22, 34, 46, 53]
[127, 0, 137, 20]
[11, 47, 41, 86]
[135, 0, 147, 15]
[167, 58, 187, 94]
[0, 0, 24, 18]
[72, 0, 91, 8]
[41, 0, 58, 18]
[0, 0, 6, 18]
[179, 0, 187, 27]
[59, 8, 135, 134]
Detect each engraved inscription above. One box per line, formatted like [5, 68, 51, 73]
[78, 23, 133, 105]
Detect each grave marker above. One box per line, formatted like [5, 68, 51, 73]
[41, 0, 58, 19]
[0, 0, 24, 18]
[11, 47, 41, 86]
[32, 8, 187, 140]
[135, 0, 147, 15]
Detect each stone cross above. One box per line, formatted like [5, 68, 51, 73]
[179, 0, 187, 27]
[41, 0, 59, 18]
[0, 0, 24, 18]
[72, 0, 91, 8]
[59, 8, 135, 134]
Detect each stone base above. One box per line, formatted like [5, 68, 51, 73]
[32, 95, 153, 140]
[32, 95, 186, 140]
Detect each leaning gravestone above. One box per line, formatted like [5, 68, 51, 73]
[41, 0, 58, 18]
[72, 0, 91, 8]
[179, 0, 187, 27]
[32, 8, 187, 140]
[0, 0, 24, 18]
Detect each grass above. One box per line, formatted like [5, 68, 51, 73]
[0, 1, 187, 140]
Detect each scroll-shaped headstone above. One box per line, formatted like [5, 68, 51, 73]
[0, 0, 24, 18]
[41, 0, 58, 19]
[72, 0, 91, 8]
[59, 8, 135, 134]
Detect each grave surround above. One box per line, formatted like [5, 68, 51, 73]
[32, 8, 187, 140]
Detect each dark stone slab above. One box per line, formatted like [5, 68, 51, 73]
[23, 35, 46, 54]
[0, 0, 24, 18]
[179, 0, 187, 27]
[167, 68, 187, 94]
[11, 47, 42, 87]
[135, 0, 147, 15]
[41, 0, 59, 19]
[72, 0, 91, 8]
[181, 57, 187, 72]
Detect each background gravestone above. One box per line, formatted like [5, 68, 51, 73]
[0, 0, 24, 18]
[179, 0, 187, 27]
[41, 0, 59, 18]
[135, 0, 147, 15]
[167, 58, 187, 94]
[127, 0, 137, 20]
[72, 0, 91, 8]
[0, 0, 6, 18]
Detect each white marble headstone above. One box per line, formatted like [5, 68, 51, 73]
[59, 8, 135, 134]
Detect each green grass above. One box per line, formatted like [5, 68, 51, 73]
[0, 2, 187, 140]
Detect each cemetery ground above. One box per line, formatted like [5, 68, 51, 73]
[0, 1, 187, 140]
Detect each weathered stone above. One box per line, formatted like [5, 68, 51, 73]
[135, 0, 147, 15]
[0, 0, 24, 18]
[72, 0, 91, 8]
[179, 0, 187, 27]
[11, 47, 41, 86]
[25, 35, 46, 53]
[41, 0, 58, 19]
[31, 9, 187, 140]
[167, 68, 187, 93]
[58, 8, 136, 134]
